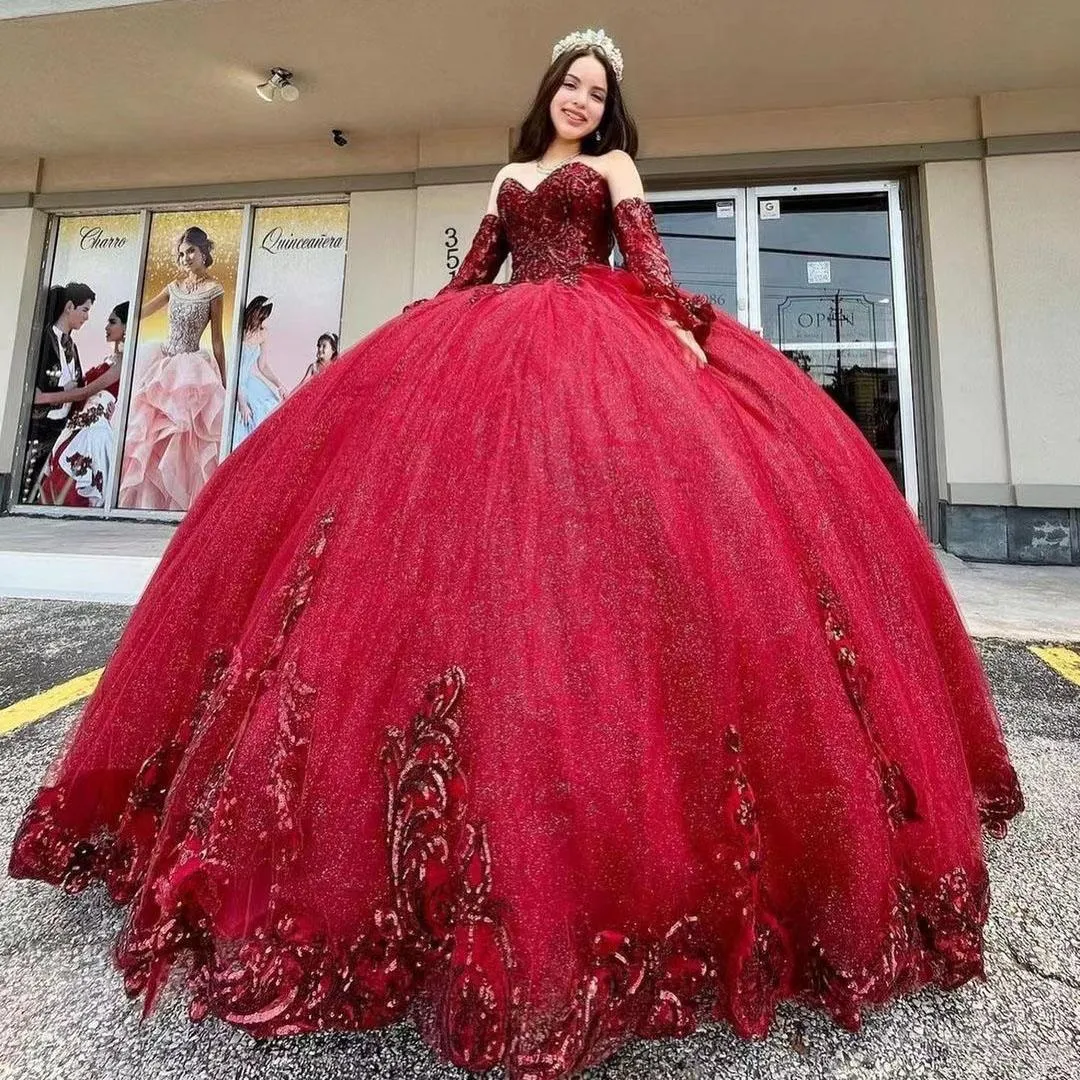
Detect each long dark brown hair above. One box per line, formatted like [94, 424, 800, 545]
[511, 46, 638, 163]
[243, 295, 273, 334]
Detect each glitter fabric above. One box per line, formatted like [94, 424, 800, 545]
[10, 161, 1022, 1078]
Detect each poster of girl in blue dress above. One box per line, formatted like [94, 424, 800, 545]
[231, 204, 348, 448]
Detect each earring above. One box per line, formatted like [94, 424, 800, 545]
[594, 129, 603, 143]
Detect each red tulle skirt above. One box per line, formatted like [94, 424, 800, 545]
[10, 268, 1022, 1078]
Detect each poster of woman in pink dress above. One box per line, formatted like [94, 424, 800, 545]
[119, 213, 242, 511]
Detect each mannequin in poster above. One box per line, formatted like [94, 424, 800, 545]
[37, 302, 128, 507]
[233, 295, 286, 445]
[118, 226, 227, 512]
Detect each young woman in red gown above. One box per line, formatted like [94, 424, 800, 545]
[10, 28, 1022, 1080]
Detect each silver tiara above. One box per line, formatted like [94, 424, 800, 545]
[551, 28, 624, 83]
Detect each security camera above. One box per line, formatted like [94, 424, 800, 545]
[331, 129, 348, 147]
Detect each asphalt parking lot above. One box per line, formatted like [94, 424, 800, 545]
[1, 597, 1078, 1080]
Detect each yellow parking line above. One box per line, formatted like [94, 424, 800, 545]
[1029, 645, 1080, 687]
[0, 669, 103, 737]
[2, 646, 1074, 737]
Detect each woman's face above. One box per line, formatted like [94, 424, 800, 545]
[177, 240, 206, 272]
[105, 311, 126, 344]
[549, 54, 608, 144]
[317, 339, 335, 363]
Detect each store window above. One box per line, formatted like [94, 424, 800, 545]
[651, 181, 919, 511]
[15, 200, 349, 516]
[18, 213, 142, 508]
[231, 205, 348, 452]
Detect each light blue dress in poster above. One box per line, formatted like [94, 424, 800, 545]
[234, 341, 280, 445]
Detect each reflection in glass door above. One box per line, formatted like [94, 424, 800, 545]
[748, 183, 915, 503]
[650, 189, 747, 324]
[653, 181, 918, 514]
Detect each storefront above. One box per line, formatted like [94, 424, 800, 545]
[652, 181, 917, 510]
[6, 179, 927, 522]
[0, 2, 1078, 564]
[10, 199, 349, 516]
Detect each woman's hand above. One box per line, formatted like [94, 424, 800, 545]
[238, 394, 253, 426]
[666, 320, 708, 369]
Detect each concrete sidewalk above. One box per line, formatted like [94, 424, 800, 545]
[936, 550, 1080, 642]
[0, 515, 1078, 640]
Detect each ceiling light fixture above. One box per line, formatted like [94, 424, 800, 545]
[256, 68, 300, 103]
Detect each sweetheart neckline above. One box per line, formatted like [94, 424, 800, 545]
[497, 160, 608, 200]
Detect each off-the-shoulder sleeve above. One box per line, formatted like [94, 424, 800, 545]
[612, 197, 714, 346]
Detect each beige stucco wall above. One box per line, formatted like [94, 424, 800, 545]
[2, 88, 1079, 513]
[0, 208, 47, 476]
[0, 97, 991, 199]
[1, 89, 1067, 201]
[985, 151, 1080, 506]
[342, 182, 503, 340]
[413, 182, 500, 302]
[920, 160, 1012, 504]
[882, 150, 1080, 511]
[980, 88, 1080, 137]
[0, 91, 1059, 198]
[642, 98, 980, 159]
[341, 189, 417, 342]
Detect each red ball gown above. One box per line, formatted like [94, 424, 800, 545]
[10, 161, 1022, 1078]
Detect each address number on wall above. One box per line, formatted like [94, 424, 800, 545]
[444, 227, 460, 278]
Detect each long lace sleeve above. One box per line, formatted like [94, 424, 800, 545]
[402, 214, 509, 314]
[438, 214, 509, 294]
[612, 197, 714, 346]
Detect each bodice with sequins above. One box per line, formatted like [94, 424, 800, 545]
[496, 163, 613, 284]
[163, 279, 224, 356]
[435, 160, 716, 344]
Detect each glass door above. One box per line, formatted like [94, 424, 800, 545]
[650, 189, 748, 325]
[655, 180, 918, 514]
[748, 182, 916, 506]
